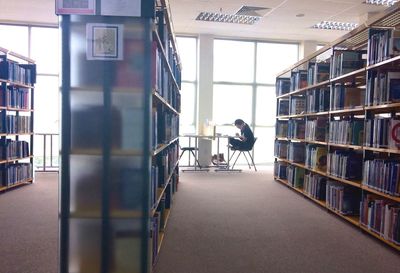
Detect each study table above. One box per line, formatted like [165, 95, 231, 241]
[180, 134, 241, 172]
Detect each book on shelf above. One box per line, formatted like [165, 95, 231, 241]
[389, 118, 400, 150]
[274, 161, 288, 180]
[287, 165, 305, 188]
[290, 70, 308, 91]
[365, 117, 393, 148]
[0, 163, 32, 187]
[366, 70, 400, 106]
[363, 159, 400, 196]
[330, 50, 366, 79]
[305, 117, 328, 142]
[305, 145, 327, 172]
[275, 120, 288, 138]
[290, 95, 306, 115]
[360, 194, 400, 244]
[368, 28, 400, 65]
[0, 55, 36, 85]
[326, 180, 361, 215]
[330, 83, 364, 110]
[328, 118, 364, 146]
[288, 142, 305, 163]
[288, 119, 305, 139]
[277, 99, 289, 116]
[306, 88, 330, 113]
[276, 78, 291, 96]
[327, 150, 363, 180]
[304, 173, 327, 200]
[274, 140, 288, 159]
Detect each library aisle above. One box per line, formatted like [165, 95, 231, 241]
[0, 170, 400, 273]
[154, 169, 400, 273]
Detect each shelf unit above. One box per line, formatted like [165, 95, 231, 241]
[58, 0, 181, 272]
[275, 3, 400, 251]
[0, 47, 35, 193]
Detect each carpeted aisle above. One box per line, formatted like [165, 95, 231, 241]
[0, 172, 58, 273]
[154, 169, 400, 273]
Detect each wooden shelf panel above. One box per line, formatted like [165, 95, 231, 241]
[326, 206, 360, 226]
[157, 208, 172, 253]
[366, 54, 400, 71]
[363, 146, 400, 154]
[328, 143, 363, 150]
[329, 108, 364, 115]
[361, 185, 400, 203]
[0, 179, 33, 192]
[325, 174, 362, 188]
[153, 137, 179, 156]
[0, 78, 34, 89]
[153, 90, 180, 115]
[0, 132, 33, 137]
[360, 225, 400, 251]
[330, 68, 366, 83]
[0, 155, 34, 164]
[365, 103, 400, 112]
[305, 111, 330, 117]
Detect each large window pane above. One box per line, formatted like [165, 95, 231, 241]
[213, 84, 252, 125]
[256, 86, 276, 126]
[0, 25, 28, 56]
[253, 127, 275, 164]
[180, 82, 196, 126]
[35, 75, 59, 133]
[31, 27, 60, 74]
[256, 43, 298, 84]
[176, 37, 197, 82]
[214, 40, 255, 83]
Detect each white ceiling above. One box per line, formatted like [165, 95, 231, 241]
[0, 0, 392, 43]
[170, 0, 391, 43]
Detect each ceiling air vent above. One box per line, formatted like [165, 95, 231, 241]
[195, 6, 269, 25]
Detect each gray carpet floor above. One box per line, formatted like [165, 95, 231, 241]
[0, 169, 399, 273]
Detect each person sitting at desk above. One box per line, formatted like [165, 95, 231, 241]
[229, 119, 255, 150]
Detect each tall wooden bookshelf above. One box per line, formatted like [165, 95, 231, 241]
[0, 46, 35, 193]
[57, 0, 181, 272]
[274, 3, 400, 251]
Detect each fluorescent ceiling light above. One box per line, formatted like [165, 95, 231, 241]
[196, 12, 260, 25]
[312, 21, 358, 31]
[364, 0, 398, 6]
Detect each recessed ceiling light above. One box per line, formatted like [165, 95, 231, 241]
[311, 21, 358, 31]
[296, 13, 305, 17]
[364, 0, 398, 6]
[195, 12, 261, 25]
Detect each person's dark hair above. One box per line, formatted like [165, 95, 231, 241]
[234, 119, 244, 126]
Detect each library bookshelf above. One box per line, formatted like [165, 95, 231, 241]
[0, 47, 35, 193]
[275, 3, 400, 252]
[57, 0, 181, 272]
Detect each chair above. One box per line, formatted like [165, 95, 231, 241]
[179, 146, 201, 168]
[229, 138, 257, 171]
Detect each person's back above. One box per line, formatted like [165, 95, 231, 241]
[229, 119, 255, 150]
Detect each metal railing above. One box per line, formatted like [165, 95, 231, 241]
[35, 133, 59, 172]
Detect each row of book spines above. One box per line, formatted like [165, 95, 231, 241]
[0, 140, 30, 160]
[152, 41, 181, 113]
[360, 194, 400, 245]
[0, 56, 36, 86]
[152, 110, 179, 149]
[363, 159, 400, 197]
[0, 163, 32, 187]
[0, 86, 30, 109]
[367, 28, 400, 65]
[366, 70, 400, 106]
[0, 115, 31, 134]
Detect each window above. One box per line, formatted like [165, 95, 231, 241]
[0, 25, 29, 56]
[212, 39, 298, 164]
[176, 37, 198, 133]
[31, 27, 59, 74]
[214, 39, 255, 83]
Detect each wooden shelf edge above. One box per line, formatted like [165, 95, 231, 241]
[328, 143, 363, 150]
[363, 146, 400, 154]
[330, 67, 366, 83]
[152, 90, 180, 115]
[0, 178, 33, 192]
[361, 185, 400, 202]
[157, 208, 172, 254]
[360, 225, 400, 251]
[153, 137, 179, 156]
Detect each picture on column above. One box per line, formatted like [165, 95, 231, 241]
[86, 23, 124, 60]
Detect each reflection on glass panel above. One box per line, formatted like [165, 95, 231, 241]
[35, 75, 59, 133]
[31, 27, 59, 74]
[70, 155, 102, 217]
[253, 127, 275, 164]
[69, 219, 102, 273]
[108, 219, 142, 273]
[176, 37, 197, 82]
[180, 82, 195, 126]
[256, 86, 276, 126]
[214, 40, 255, 83]
[256, 43, 298, 84]
[109, 156, 143, 214]
[0, 25, 28, 56]
[112, 91, 144, 151]
[213, 84, 252, 125]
